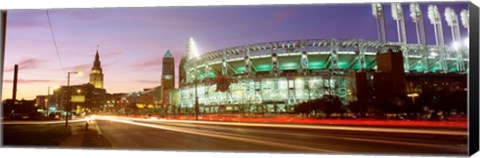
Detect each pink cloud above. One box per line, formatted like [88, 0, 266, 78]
[130, 55, 162, 70]
[65, 64, 91, 72]
[3, 79, 51, 84]
[4, 58, 46, 72]
[272, 9, 298, 25]
[135, 80, 159, 84]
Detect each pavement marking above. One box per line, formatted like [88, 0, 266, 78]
[93, 120, 103, 135]
[96, 116, 343, 153]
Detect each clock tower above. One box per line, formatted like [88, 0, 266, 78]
[89, 49, 104, 89]
[161, 49, 175, 107]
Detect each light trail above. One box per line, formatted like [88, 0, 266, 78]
[95, 116, 343, 153]
[2, 119, 86, 125]
[130, 118, 466, 151]
[100, 116, 467, 136]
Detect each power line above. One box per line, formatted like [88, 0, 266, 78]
[45, 10, 66, 76]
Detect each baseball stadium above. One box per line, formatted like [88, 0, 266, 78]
[175, 4, 469, 114]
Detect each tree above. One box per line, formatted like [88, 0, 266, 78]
[294, 101, 311, 117]
[348, 100, 368, 117]
[316, 95, 343, 118]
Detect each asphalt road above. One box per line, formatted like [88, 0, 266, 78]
[92, 116, 468, 156]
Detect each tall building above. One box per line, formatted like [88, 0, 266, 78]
[161, 49, 175, 107]
[90, 49, 104, 89]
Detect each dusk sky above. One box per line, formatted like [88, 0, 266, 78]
[2, 2, 469, 100]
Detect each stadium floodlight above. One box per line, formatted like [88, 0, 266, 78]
[427, 5, 445, 46]
[445, 7, 464, 71]
[409, 3, 426, 45]
[372, 3, 387, 42]
[452, 41, 460, 50]
[444, 7, 461, 43]
[460, 9, 469, 33]
[464, 38, 469, 48]
[186, 36, 201, 121]
[187, 37, 200, 59]
[391, 3, 407, 44]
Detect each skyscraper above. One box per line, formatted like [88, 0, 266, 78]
[161, 49, 175, 107]
[90, 49, 104, 89]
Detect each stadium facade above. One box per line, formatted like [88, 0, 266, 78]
[176, 38, 468, 113]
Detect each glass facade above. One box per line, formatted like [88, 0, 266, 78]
[179, 75, 353, 113]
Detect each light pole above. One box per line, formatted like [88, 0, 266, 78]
[65, 71, 81, 126]
[46, 86, 50, 117]
[194, 72, 199, 121]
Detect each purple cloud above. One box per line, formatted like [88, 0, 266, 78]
[4, 58, 46, 72]
[135, 80, 160, 84]
[3, 79, 51, 84]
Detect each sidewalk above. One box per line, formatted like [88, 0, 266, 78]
[59, 122, 87, 147]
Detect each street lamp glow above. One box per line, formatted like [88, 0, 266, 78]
[52, 85, 60, 90]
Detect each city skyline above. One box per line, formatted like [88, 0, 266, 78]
[2, 2, 469, 100]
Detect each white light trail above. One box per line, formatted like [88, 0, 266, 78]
[95, 116, 467, 136]
[130, 118, 466, 151]
[2, 119, 86, 125]
[95, 116, 343, 153]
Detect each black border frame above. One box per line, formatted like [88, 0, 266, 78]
[469, 1, 479, 156]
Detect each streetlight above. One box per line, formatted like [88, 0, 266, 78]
[65, 71, 82, 126]
[407, 93, 419, 105]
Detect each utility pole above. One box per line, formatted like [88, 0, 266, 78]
[12, 64, 18, 105]
[1, 11, 7, 107]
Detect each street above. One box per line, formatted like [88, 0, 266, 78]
[92, 116, 468, 155]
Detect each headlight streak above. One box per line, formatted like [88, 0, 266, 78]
[132, 119, 466, 151]
[2, 119, 86, 125]
[95, 116, 343, 153]
[103, 116, 466, 136]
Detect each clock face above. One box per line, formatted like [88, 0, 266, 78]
[165, 75, 173, 80]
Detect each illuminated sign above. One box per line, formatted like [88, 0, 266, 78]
[71, 95, 85, 103]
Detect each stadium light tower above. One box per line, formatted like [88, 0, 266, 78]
[186, 37, 200, 121]
[372, 3, 387, 42]
[428, 5, 445, 46]
[409, 3, 426, 45]
[187, 37, 200, 59]
[410, 3, 428, 72]
[445, 7, 464, 71]
[445, 7, 462, 49]
[460, 9, 469, 48]
[391, 3, 408, 44]
[427, 5, 447, 72]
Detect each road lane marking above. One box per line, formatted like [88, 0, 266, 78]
[93, 120, 103, 135]
[95, 116, 343, 153]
